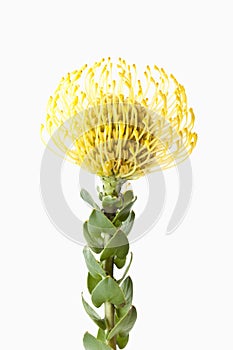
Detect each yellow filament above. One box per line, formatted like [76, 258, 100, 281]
[41, 58, 197, 179]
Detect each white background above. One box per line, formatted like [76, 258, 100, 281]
[1, 0, 233, 349]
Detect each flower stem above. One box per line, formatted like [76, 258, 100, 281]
[101, 176, 126, 349]
[104, 256, 116, 349]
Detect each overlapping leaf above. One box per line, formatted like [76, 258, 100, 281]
[117, 276, 134, 318]
[100, 230, 129, 261]
[113, 197, 137, 226]
[83, 246, 106, 279]
[117, 254, 133, 283]
[114, 257, 126, 269]
[83, 221, 103, 253]
[88, 209, 117, 237]
[117, 334, 129, 349]
[102, 195, 123, 213]
[87, 273, 102, 294]
[83, 332, 111, 350]
[80, 189, 100, 210]
[92, 276, 125, 308]
[97, 328, 106, 342]
[120, 211, 135, 236]
[107, 306, 137, 340]
[82, 295, 106, 329]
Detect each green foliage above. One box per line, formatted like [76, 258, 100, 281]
[107, 306, 137, 340]
[87, 273, 101, 294]
[97, 328, 106, 342]
[123, 190, 134, 205]
[117, 254, 133, 284]
[83, 221, 103, 253]
[116, 334, 129, 349]
[82, 294, 106, 330]
[121, 277, 133, 306]
[83, 332, 112, 350]
[92, 276, 125, 308]
[100, 230, 129, 261]
[113, 197, 137, 226]
[102, 195, 123, 213]
[83, 246, 106, 279]
[80, 189, 100, 210]
[81, 183, 137, 349]
[88, 209, 117, 237]
[121, 211, 135, 236]
[114, 257, 126, 269]
[117, 277, 134, 318]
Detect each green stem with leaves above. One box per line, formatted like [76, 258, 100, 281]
[103, 225, 116, 349]
[81, 176, 137, 350]
[104, 257, 116, 349]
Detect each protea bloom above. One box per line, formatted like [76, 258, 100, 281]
[41, 58, 198, 350]
[41, 57, 197, 180]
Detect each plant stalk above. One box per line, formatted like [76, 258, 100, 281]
[104, 256, 116, 349]
[101, 176, 126, 349]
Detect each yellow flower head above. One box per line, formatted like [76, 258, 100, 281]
[41, 57, 197, 180]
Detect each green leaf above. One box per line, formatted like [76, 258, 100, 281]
[97, 328, 106, 342]
[92, 276, 125, 308]
[113, 197, 137, 225]
[114, 257, 126, 269]
[121, 211, 135, 236]
[107, 306, 137, 340]
[88, 210, 117, 237]
[121, 276, 133, 306]
[80, 188, 100, 210]
[83, 221, 103, 253]
[82, 294, 106, 329]
[83, 247, 106, 279]
[100, 230, 129, 261]
[123, 190, 134, 205]
[117, 277, 133, 318]
[102, 195, 123, 213]
[87, 273, 102, 294]
[83, 332, 112, 350]
[117, 334, 129, 349]
[117, 253, 133, 283]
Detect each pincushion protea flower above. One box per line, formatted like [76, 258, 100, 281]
[41, 57, 197, 180]
[41, 58, 197, 350]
